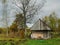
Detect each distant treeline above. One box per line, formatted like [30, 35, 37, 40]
[43, 12, 60, 38]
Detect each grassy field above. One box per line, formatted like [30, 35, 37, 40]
[20, 38, 60, 45]
[0, 38, 60, 45]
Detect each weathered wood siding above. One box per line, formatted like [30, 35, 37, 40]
[31, 32, 44, 39]
[31, 31, 51, 39]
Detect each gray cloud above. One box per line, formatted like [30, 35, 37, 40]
[0, 0, 60, 27]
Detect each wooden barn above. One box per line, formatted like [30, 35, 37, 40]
[30, 19, 52, 39]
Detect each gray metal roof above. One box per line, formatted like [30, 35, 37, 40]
[30, 19, 51, 30]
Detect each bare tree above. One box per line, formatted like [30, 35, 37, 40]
[13, 0, 46, 36]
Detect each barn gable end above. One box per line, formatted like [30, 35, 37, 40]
[30, 19, 52, 39]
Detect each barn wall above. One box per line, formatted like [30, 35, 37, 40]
[31, 32, 44, 39]
[31, 31, 51, 39]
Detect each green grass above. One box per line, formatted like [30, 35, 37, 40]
[21, 38, 60, 45]
[0, 38, 60, 45]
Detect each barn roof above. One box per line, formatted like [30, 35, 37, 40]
[30, 19, 52, 31]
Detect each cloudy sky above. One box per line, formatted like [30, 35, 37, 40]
[39, 0, 60, 18]
[28, 0, 60, 27]
[0, 0, 60, 27]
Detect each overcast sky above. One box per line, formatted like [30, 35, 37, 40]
[27, 0, 60, 27]
[0, 0, 60, 27]
[39, 0, 60, 18]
